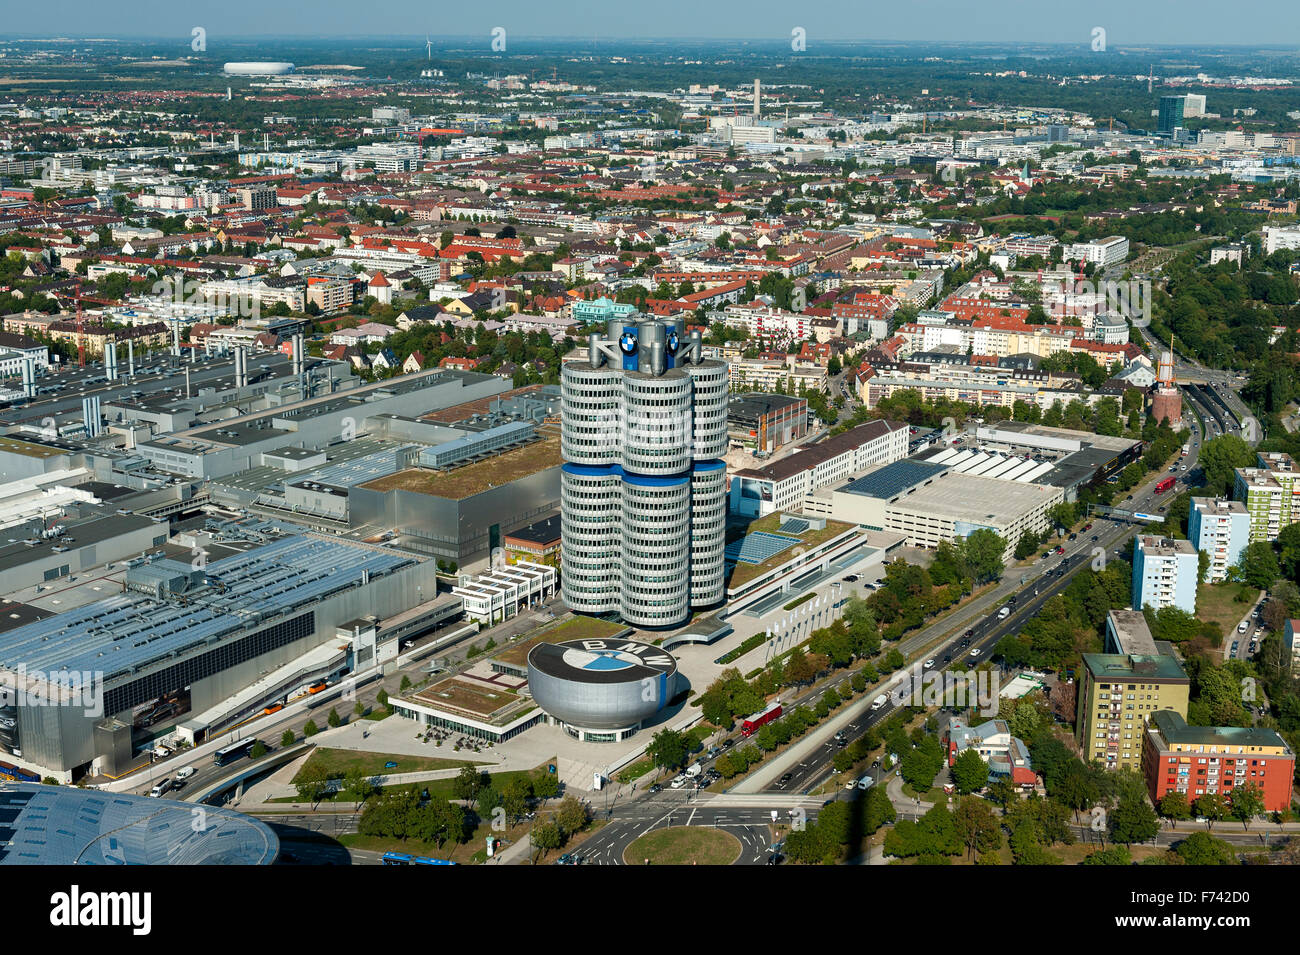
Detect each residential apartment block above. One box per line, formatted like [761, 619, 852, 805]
[1234, 451, 1300, 542]
[1188, 497, 1250, 582]
[1132, 534, 1198, 615]
[1077, 651, 1190, 771]
[1142, 711, 1294, 812]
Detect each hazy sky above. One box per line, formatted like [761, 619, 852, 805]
[2, 0, 1299, 47]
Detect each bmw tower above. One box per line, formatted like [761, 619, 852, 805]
[561, 316, 728, 628]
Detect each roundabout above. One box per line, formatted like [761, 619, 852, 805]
[623, 826, 742, 866]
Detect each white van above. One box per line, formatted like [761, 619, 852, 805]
[998, 606, 1011, 620]
[871, 694, 888, 711]
[149, 778, 172, 798]
[1238, 621, 1248, 634]
[175, 766, 196, 781]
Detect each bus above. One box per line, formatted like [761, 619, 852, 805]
[381, 851, 456, 866]
[212, 737, 257, 767]
[741, 700, 783, 737]
[1155, 476, 1176, 494]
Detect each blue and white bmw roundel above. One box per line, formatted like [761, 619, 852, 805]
[619, 331, 638, 354]
[666, 330, 679, 353]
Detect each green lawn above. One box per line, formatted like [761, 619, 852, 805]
[291, 748, 484, 783]
[1196, 581, 1260, 642]
[624, 826, 741, 866]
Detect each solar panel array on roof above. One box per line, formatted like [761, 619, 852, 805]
[839, 460, 949, 500]
[778, 517, 809, 535]
[724, 531, 800, 565]
[0, 535, 415, 682]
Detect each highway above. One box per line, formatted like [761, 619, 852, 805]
[764, 411, 1211, 796]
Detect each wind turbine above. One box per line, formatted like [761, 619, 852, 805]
[425, 36, 433, 60]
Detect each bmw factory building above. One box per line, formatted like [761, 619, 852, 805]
[560, 316, 728, 629]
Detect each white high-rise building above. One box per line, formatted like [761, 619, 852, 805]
[1188, 497, 1250, 582]
[561, 316, 729, 628]
[1132, 535, 1198, 615]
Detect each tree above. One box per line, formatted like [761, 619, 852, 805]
[1014, 531, 1039, 561]
[1229, 782, 1265, 830]
[502, 777, 532, 823]
[954, 796, 1002, 861]
[533, 772, 561, 802]
[377, 688, 390, 712]
[303, 719, 319, 737]
[1198, 435, 1256, 496]
[646, 728, 688, 772]
[962, 528, 1006, 584]
[1174, 830, 1235, 865]
[1238, 542, 1279, 590]
[1110, 790, 1160, 844]
[250, 740, 266, 759]
[327, 707, 341, 728]
[531, 821, 562, 855]
[555, 795, 590, 836]
[951, 749, 989, 795]
[354, 700, 366, 718]
[343, 768, 374, 809]
[1082, 845, 1132, 865]
[281, 729, 296, 748]
[294, 761, 330, 808]
[1194, 791, 1229, 830]
[453, 766, 485, 802]
[1159, 790, 1191, 828]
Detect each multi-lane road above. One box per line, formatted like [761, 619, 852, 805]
[765, 411, 1214, 797]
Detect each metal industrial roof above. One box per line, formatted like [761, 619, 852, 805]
[0, 535, 414, 684]
[838, 459, 949, 500]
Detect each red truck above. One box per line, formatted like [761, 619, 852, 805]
[741, 700, 783, 737]
[1155, 476, 1176, 494]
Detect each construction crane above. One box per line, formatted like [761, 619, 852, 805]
[53, 289, 119, 367]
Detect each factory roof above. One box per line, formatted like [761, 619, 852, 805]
[0, 534, 415, 686]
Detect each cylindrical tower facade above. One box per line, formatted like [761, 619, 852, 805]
[561, 364, 621, 466]
[689, 461, 728, 607]
[684, 360, 729, 460]
[620, 474, 691, 627]
[560, 466, 620, 614]
[561, 315, 729, 629]
[621, 371, 693, 475]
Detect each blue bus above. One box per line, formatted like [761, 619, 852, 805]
[381, 851, 456, 866]
[212, 737, 257, 767]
